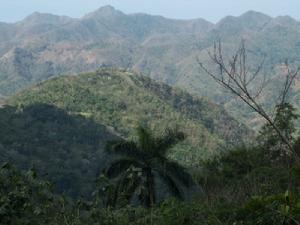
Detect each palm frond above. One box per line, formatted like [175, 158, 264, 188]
[109, 173, 125, 207]
[109, 167, 143, 207]
[104, 158, 144, 178]
[119, 174, 142, 205]
[139, 169, 156, 207]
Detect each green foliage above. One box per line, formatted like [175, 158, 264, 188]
[237, 191, 300, 225]
[201, 146, 264, 180]
[87, 200, 202, 225]
[259, 103, 299, 160]
[190, 136, 300, 224]
[0, 163, 61, 225]
[3, 143, 300, 225]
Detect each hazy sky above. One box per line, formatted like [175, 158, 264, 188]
[0, 0, 300, 23]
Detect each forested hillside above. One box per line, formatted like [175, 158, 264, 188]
[9, 69, 251, 166]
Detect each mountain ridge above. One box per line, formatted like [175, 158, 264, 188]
[2, 6, 298, 26]
[0, 6, 300, 128]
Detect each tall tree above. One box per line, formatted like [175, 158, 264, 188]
[103, 126, 194, 207]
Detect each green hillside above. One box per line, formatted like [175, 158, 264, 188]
[9, 69, 251, 165]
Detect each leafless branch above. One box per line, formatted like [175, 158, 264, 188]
[198, 40, 300, 163]
[279, 60, 300, 105]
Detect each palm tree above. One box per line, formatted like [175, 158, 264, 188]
[104, 126, 194, 207]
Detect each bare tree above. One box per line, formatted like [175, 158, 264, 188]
[198, 40, 300, 162]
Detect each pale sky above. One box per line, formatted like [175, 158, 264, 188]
[0, 0, 299, 23]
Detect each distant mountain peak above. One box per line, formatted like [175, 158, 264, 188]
[240, 10, 271, 19]
[99, 5, 116, 12]
[217, 11, 271, 24]
[20, 12, 71, 25]
[83, 5, 124, 19]
[216, 10, 272, 31]
[239, 10, 272, 27]
[22, 12, 50, 21]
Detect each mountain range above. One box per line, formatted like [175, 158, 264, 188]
[0, 6, 300, 127]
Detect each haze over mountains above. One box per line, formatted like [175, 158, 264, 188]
[0, 5, 300, 127]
